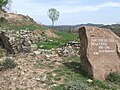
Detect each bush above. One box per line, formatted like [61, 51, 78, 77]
[93, 80, 110, 89]
[52, 84, 65, 90]
[65, 80, 88, 90]
[0, 48, 6, 58]
[107, 72, 120, 85]
[0, 58, 17, 71]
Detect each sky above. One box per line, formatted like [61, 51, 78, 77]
[11, 0, 120, 25]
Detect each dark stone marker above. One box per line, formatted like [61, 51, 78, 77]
[0, 32, 15, 54]
[79, 26, 120, 80]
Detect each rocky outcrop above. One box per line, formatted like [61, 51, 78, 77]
[0, 32, 14, 54]
[79, 26, 120, 80]
[0, 28, 60, 53]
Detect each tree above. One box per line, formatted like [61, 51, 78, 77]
[0, 0, 11, 11]
[47, 8, 60, 26]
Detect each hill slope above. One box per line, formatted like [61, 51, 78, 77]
[0, 10, 46, 30]
[54, 23, 120, 37]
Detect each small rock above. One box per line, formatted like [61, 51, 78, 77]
[13, 77, 17, 80]
[33, 51, 41, 55]
[18, 66, 22, 70]
[31, 44, 38, 51]
[36, 77, 41, 81]
[49, 40, 53, 42]
[40, 45, 44, 48]
[45, 55, 51, 58]
[21, 71, 25, 75]
[87, 79, 93, 83]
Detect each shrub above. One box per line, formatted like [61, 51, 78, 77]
[93, 80, 117, 90]
[0, 58, 17, 71]
[107, 72, 120, 85]
[0, 48, 6, 58]
[52, 84, 65, 90]
[65, 80, 88, 90]
[93, 80, 110, 89]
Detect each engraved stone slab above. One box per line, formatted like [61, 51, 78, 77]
[79, 26, 120, 80]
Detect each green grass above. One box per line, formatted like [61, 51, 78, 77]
[36, 31, 78, 49]
[107, 72, 120, 85]
[93, 80, 117, 90]
[51, 55, 90, 90]
[51, 55, 119, 90]
[0, 22, 47, 31]
[34, 59, 55, 69]
[10, 24, 47, 31]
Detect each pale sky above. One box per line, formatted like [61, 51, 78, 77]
[11, 0, 120, 25]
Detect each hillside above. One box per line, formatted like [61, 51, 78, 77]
[0, 10, 47, 30]
[101, 24, 120, 37]
[54, 23, 120, 37]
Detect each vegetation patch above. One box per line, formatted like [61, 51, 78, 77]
[0, 48, 6, 58]
[65, 80, 88, 90]
[0, 23, 47, 31]
[50, 54, 120, 90]
[93, 80, 117, 90]
[107, 72, 120, 85]
[51, 55, 90, 90]
[36, 31, 78, 49]
[0, 58, 17, 71]
[34, 59, 55, 69]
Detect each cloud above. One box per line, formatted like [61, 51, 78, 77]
[98, 2, 120, 8]
[11, 1, 120, 15]
[11, 0, 120, 24]
[62, 2, 120, 14]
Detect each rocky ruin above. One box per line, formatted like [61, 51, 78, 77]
[79, 26, 120, 80]
[0, 29, 52, 53]
[0, 31, 14, 54]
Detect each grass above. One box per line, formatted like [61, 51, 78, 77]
[93, 80, 117, 90]
[107, 72, 120, 85]
[0, 22, 47, 31]
[65, 80, 88, 90]
[51, 55, 119, 90]
[36, 31, 78, 49]
[34, 59, 55, 69]
[51, 55, 90, 90]
[9, 24, 45, 31]
[0, 48, 6, 58]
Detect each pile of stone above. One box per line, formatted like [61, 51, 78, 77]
[0, 29, 47, 53]
[57, 45, 79, 57]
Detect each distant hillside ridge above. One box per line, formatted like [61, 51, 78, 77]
[54, 23, 120, 37]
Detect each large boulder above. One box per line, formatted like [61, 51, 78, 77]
[79, 26, 120, 80]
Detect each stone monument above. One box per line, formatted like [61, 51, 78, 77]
[79, 26, 120, 80]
